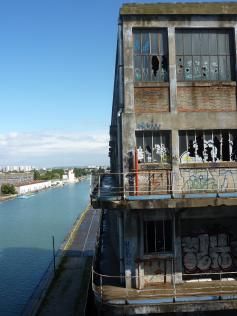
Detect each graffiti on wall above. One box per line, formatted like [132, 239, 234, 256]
[182, 233, 237, 273]
[137, 143, 168, 163]
[136, 122, 161, 130]
[179, 168, 237, 193]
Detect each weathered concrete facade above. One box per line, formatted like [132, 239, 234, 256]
[94, 2, 237, 315]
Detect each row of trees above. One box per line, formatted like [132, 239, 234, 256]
[33, 169, 65, 181]
[33, 168, 90, 181]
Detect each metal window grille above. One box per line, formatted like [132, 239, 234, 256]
[136, 131, 170, 163]
[144, 220, 172, 253]
[179, 130, 237, 163]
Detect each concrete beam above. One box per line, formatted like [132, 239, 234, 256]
[95, 196, 237, 210]
[101, 298, 237, 315]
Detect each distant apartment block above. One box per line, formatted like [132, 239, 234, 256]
[0, 166, 34, 172]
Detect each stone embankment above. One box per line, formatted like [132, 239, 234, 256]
[0, 194, 17, 201]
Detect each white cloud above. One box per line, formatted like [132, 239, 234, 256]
[0, 131, 109, 167]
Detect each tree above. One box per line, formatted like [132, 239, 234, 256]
[1, 184, 17, 195]
[33, 170, 41, 180]
[73, 168, 89, 178]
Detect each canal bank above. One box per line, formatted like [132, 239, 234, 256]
[22, 206, 101, 316]
[0, 180, 90, 316]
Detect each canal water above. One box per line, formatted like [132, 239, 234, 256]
[0, 180, 90, 316]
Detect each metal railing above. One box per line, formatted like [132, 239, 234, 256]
[90, 168, 237, 200]
[92, 269, 237, 304]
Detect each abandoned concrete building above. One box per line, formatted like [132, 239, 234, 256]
[91, 2, 237, 315]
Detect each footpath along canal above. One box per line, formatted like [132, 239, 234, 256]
[0, 180, 91, 316]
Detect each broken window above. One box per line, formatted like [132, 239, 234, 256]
[133, 29, 168, 82]
[144, 220, 172, 253]
[136, 131, 170, 163]
[179, 130, 237, 163]
[176, 29, 235, 81]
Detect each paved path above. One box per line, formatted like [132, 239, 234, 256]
[37, 207, 101, 316]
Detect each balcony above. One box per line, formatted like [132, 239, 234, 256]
[92, 269, 237, 314]
[90, 168, 237, 209]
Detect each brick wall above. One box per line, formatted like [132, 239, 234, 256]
[177, 85, 236, 112]
[134, 87, 169, 113]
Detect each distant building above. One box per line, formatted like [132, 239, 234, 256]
[15, 180, 51, 195]
[62, 169, 76, 183]
[0, 172, 34, 186]
[92, 2, 237, 315]
[0, 165, 34, 172]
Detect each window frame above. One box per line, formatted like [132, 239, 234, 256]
[136, 130, 171, 164]
[175, 28, 235, 82]
[144, 219, 173, 254]
[133, 29, 169, 82]
[179, 129, 237, 163]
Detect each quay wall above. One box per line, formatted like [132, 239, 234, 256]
[21, 204, 91, 316]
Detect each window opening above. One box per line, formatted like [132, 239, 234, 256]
[176, 29, 235, 81]
[231, 135, 237, 161]
[133, 29, 168, 82]
[144, 220, 172, 253]
[179, 130, 237, 163]
[152, 56, 159, 76]
[136, 131, 170, 163]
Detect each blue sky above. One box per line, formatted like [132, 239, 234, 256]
[0, 0, 234, 167]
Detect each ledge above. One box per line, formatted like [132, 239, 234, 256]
[179, 162, 237, 169]
[92, 196, 237, 210]
[138, 163, 171, 171]
[136, 253, 174, 263]
[120, 3, 237, 16]
[177, 81, 236, 87]
[134, 82, 169, 88]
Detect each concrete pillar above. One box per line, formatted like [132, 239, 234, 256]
[123, 23, 134, 114]
[122, 22, 136, 176]
[138, 213, 144, 289]
[122, 113, 136, 175]
[171, 129, 180, 197]
[234, 27, 237, 81]
[168, 27, 177, 113]
[175, 212, 183, 283]
[123, 210, 138, 288]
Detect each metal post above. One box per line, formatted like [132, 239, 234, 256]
[52, 235, 56, 276]
[89, 173, 92, 195]
[98, 175, 101, 198]
[100, 275, 103, 301]
[135, 147, 139, 195]
[219, 271, 222, 300]
[172, 258, 176, 302]
[123, 172, 126, 199]
[217, 169, 220, 197]
[92, 267, 94, 287]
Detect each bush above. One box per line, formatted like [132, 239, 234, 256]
[1, 184, 17, 195]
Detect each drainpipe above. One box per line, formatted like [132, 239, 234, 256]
[117, 109, 123, 188]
